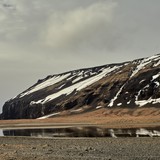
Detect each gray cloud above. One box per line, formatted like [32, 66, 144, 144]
[40, 1, 117, 50]
[1, 0, 160, 111]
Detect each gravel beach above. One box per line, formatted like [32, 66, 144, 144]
[0, 137, 160, 160]
[0, 108, 160, 160]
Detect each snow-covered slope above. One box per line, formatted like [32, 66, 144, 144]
[1, 54, 160, 119]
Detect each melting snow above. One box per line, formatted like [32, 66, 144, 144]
[58, 84, 66, 89]
[72, 76, 84, 83]
[131, 55, 160, 77]
[96, 106, 103, 109]
[153, 60, 160, 67]
[139, 79, 145, 84]
[135, 90, 142, 101]
[20, 73, 71, 97]
[117, 103, 122, 106]
[67, 76, 75, 81]
[71, 108, 83, 112]
[152, 72, 160, 81]
[37, 112, 60, 119]
[32, 66, 121, 104]
[135, 98, 160, 107]
[108, 84, 125, 107]
[127, 101, 131, 104]
[154, 81, 160, 87]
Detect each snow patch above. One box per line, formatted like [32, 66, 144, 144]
[32, 66, 121, 104]
[58, 84, 66, 89]
[72, 76, 83, 83]
[96, 106, 103, 109]
[139, 79, 145, 84]
[154, 81, 160, 87]
[20, 73, 71, 97]
[153, 60, 160, 67]
[152, 72, 160, 81]
[71, 108, 83, 112]
[131, 55, 160, 77]
[108, 84, 125, 107]
[127, 101, 131, 104]
[135, 90, 141, 101]
[37, 112, 60, 119]
[117, 103, 122, 106]
[135, 98, 160, 107]
[67, 75, 75, 81]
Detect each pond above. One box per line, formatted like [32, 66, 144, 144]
[1, 126, 160, 138]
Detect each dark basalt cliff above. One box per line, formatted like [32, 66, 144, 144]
[1, 54, 160, 119]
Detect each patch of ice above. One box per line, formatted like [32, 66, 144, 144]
[33, 66, 121, 104]
[20, 73, 71, 97]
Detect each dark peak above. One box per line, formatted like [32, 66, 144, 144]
[2, 54, 160, 120]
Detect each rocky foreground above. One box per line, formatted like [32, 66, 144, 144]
[0, 137, 159, 160]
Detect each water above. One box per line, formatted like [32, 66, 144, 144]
[1, 126, 160, 138]
[0, 129, 3, 136]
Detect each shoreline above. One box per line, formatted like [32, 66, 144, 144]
[0, 108, 160, 159]
[0, 107, 160, 129]
[0, 122, 160, 130]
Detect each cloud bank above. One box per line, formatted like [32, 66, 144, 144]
[1, 0, 160, 110]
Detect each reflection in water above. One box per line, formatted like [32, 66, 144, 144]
[2, 127, 160, 138]
[0, 130, 3, 136]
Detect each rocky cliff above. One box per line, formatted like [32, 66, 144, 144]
[1, 54, 160, 119]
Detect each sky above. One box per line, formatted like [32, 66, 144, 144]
[1, 0, 160, 112]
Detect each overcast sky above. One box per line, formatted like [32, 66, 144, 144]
[1, 0, 160, 111]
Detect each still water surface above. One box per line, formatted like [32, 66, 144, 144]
[1, 126, 160, 138]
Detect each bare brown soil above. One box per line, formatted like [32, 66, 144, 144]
[0, 107, 160, 129]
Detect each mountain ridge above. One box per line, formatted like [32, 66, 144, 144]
[1, 54, 160, 119]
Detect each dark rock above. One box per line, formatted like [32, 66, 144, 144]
[1, 54, 160, 119]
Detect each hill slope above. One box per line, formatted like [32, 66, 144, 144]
[1, 54, 160, 119]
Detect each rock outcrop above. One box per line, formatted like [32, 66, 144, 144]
[1, 54, 160, 119]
